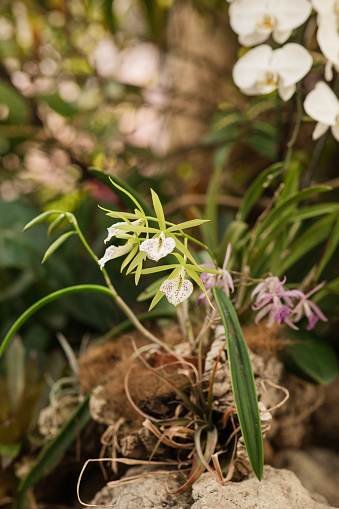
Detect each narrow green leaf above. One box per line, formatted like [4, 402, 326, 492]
[126, 250, 146, 275]
[150, 189, 166, 231]
[22, 209, 63, 232]
[237, 163, 283, 222]
[140, 264, 179, 275]
[212, 287, 263, 480]
[315, 216, 339, 280]
[186, 267, 214, 309]
[278, 214, 335, 276]
[47, 213, 66, 237]
[205, 163, 225, 250]
[174, 238, 200, 267]
[256, 186, 331, 239]
[41, 231, 77, 263]
[17, 396, 91, 495]
[285, 330, 339, 385]
[291, 203, 339, 222]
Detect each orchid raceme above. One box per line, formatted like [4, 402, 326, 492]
[232, 43, 312, 101]
[139, 231, 176, 261]
[304, 82, 339, 141]
[229, 0, 312, 47]
[251, 276, 327, 330]
[160, 267, 194, 307]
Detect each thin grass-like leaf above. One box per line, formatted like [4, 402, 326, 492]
[16, 395, 91, 505]
[22, 209, 63, 232]
[41, 231, 77, 263]
[166, 219, 210, 232]
[0, 285, 116, 358]
[137, 276, 168, 301]
[212, 287, 263, 480]
[47, 213, 66, 237]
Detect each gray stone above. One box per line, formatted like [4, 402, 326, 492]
[191, 466, 337, 509]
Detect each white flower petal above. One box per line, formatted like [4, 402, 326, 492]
[233, 45, 272, 90]
[239, 32, 270, 47]
[278, 82, 295, 101]
[229, 0, 265, 36]
[325, 60, 334, 81]
[331, 124, 339, 141]
[272, 43, 312, 88]
[313, 122, 329, 140]
[160, 272, 193, 307]
[139, 232, 176, 262]
[275, 0, 312, 32]
[304, 81, 339, 125]
[317, 21, 339, 67]
[98, 243, 135, 269]
[272, 29, 292, 45]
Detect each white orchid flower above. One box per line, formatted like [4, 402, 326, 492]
[311, 1, 339, 80]
[304, 81, 339, 141]
[232, 43, 312, 101]
[160, 267, 193, 307]
[98, 243, 136, 270]
[104, 218, 144, 244]
[229, 0, 312, 47]
[139, 231, 176, 262]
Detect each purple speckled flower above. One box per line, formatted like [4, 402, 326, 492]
[251, 276, 327, 330]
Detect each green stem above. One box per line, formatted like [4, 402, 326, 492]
[67, 213, 171, 351]
[283, 89, 303, 171]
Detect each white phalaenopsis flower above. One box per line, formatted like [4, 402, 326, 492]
[233, 43, 312, 101]
[104, 218, 144, 243]
[229, 0, 312, 46]
[139, 231, 176, 261]
[304, 81, 339, 141]
[160, 267, 193, 307]
[311, 1, 339, 80]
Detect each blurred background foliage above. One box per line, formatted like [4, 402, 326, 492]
[0, 0, 339, 504]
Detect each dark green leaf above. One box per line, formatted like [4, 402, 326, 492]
[212, 287, 263, 480]
[285, 330, 339, 385]
[41, 231, 77, 263]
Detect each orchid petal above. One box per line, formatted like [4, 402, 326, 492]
[272, 43, 312, 88]
[98, 243, 135, 269]
[160, 269, 193, 306]
[313, 122, 330, 140]
[317, 21, 339, 67]
[233, 45, 273, 90]
[104, 218, 144, 243]
[139, 232, 176, 262]
[304, 82, 339, 126]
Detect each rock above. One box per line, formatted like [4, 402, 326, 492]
[191, 466, 337, 509]
[91, 465, 337, 509]
[277, 448, 339, 507]
[91, 466, 193, 509]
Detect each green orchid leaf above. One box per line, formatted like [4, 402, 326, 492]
[151, 189, 166, 231]
[237, 163, 283, 222]
[17, 396, 91, 498]
[47, 213, 67, 237]
[186, 267, 214, 308]
[42, 231, 77, 263]
[278, 214, 336, 276]
[285, 330, 339, 385]
[291, 203, 339, 222]
[126, 250, 146, 275]
[174, 238, 200, 267]
[22, 209, 63, 232]
[212, 287, 263, 481]
[315, 216, 339, 281]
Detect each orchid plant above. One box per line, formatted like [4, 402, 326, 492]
[1, 1, 339, 505]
